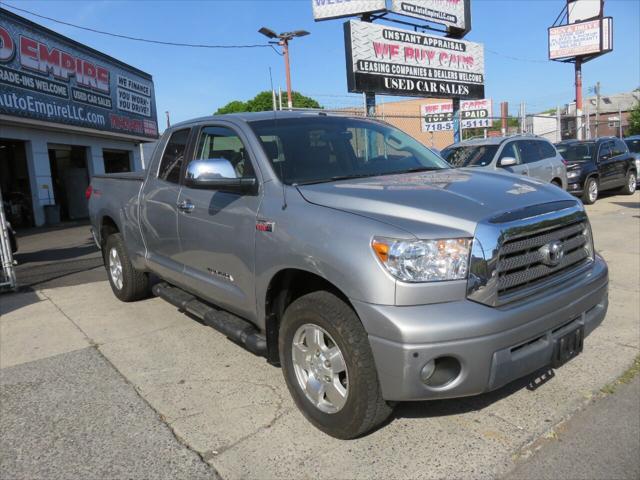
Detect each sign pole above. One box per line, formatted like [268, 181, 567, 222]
[452, 98, 461, 143]
[575, 57, 583, 140]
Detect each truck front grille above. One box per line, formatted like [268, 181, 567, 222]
[496, 220, 590, 299]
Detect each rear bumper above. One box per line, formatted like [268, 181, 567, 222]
[354, 255, 608, 401]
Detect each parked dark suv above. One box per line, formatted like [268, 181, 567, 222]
[555, 137, 637, 204]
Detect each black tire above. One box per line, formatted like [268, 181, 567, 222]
[279, 291, 393, 439]
[581, 177, 598, 205]
[104, 233, 149, 302]
[618, 170, 637, 195]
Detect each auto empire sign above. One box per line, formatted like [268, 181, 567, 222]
[421, 98, 491, 132]
[0, 9, 158, 139]
[312, 0, 386, 21]
[389, 0, 471, 32]
[344, 20, 484, 99]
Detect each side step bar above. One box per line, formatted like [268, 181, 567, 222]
[152, 282, 267, 356]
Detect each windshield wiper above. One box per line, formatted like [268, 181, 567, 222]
[387, 166, 444, 175]
[295, 173, 381, 186]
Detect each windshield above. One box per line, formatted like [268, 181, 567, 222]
[555, 142, 595, 162]
[440, 145, 499, 167]
[625, 139, 640, 154]
[249, 116, 448, 185]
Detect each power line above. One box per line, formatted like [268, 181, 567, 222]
[0, 2, 282, 55]
[485, 48, 548, 64]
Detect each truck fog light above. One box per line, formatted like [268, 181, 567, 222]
[420, 359, 436, 383]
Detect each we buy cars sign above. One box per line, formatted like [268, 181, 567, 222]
[344, 20, 484, 99]
[421, 98, 492, 132]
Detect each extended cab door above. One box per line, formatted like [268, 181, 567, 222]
[139, 128, 191, 284]
[176, 124, 261, 321]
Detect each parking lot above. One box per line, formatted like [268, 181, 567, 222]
[1, 192, 639, 480]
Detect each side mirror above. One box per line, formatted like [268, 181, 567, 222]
[184, 159, 256, 194]
[499, 157, 517, 167]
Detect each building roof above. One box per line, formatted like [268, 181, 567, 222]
[564, 90, 640, 116]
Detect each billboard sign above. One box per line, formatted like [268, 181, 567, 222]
[548, 17, 612, 60]
[312, 0, 386, 21]
[567, 0, 602, 24]
[0, 9, 158, 139]
[389, 0, 471, 32]
[421, 98, 492, 132]
[344, 20, 484, 99]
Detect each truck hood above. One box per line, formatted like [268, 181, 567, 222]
[296, 169, 578, 237]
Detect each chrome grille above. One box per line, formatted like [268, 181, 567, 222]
[497, 220, 590, 298]
[467, 202, 593, 307]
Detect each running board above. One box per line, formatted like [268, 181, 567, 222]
[152, 282, 267, 356]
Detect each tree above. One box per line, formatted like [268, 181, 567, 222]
[214, 91, 321, 114]
[628, 102, 640, 136]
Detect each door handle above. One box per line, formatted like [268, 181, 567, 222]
[177, 200, 195, 213]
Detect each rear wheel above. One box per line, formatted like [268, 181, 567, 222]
[279, 291, 392, 439]
[582, 177, 598, 204]
[104, 233, 149, 302]
[619, 171, 637, 195]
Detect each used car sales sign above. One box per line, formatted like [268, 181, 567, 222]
[344, 20, 484, 99]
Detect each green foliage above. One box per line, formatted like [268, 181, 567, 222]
[627, 102, 640, 136]
[214, 91, 322, 115]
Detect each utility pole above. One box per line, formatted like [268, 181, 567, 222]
[452, 98, 461, 143]
[556, 105, 561, 143]
[575, 58, 583, 140]
[618, 105, 623, 138]
[595, 81, 601, 137]
[165, 111, 170, 129]
[501, 102, 508, 135]
[259, 28, 309, 110]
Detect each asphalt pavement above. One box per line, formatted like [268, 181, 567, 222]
[505, 376, 640, 480]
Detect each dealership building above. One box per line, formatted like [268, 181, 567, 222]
[0, 8, 158, 228]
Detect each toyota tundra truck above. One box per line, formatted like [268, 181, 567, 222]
[88, 112, 608, 439]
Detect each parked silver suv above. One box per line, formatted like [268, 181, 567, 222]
[441, 136, 568, 189]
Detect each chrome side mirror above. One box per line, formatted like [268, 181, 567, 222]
[499, 157, 517, 167]
[184, 159, 256, 193]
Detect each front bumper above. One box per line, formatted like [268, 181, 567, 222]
[353, 255, 608, 401]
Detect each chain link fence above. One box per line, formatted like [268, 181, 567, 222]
[0, 183, 18, 292]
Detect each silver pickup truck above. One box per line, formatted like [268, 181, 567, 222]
[89, 112, 608, 439]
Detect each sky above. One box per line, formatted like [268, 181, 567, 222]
[3, 0, 639, 128]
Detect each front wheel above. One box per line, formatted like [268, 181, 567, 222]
[279, 291, 392, 439]
[619, 171, 637, 195]
[104, 233, 150, 302]
[582, 177, 598, 205]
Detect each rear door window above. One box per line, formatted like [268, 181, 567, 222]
[612, 139, 627, 157]
[538, 141, 557, 159]
[158, 129, 190, 183]
[517, 140, 542, 164]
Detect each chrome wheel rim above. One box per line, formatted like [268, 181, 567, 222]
[588, 180, 598, 202]
[108, 247, 123, 290]
[629, 174, 636, 193]
[291, 324, 348, 414]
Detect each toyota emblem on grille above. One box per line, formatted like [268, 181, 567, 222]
[540, 240, 564, 267]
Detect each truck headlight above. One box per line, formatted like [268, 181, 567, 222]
[372, 237, 471, 282]
[567, 170, 580, 179]
[584, 222, 595, 260]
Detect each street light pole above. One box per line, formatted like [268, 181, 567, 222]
[259, 27, 309, 111]
[280, 38, 293, 109]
